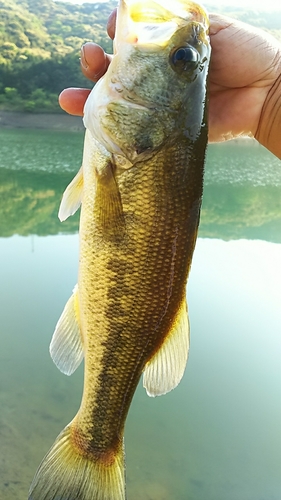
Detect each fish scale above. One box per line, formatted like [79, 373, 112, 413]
[74, 136, 203, 456]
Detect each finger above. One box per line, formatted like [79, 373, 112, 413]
[80, 42, 112, 82]
[59, 88, 91, 116]
[209, 13, 232, 37]
[107, 9, 117, 39]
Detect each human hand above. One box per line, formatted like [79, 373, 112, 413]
[59, 10, 281, 159]
[208, 13, 281, 159]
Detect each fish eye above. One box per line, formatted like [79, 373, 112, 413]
[171, 46, 198, 67]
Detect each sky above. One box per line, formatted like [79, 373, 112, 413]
[55, 0, 281, 11]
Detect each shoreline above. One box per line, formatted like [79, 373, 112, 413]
[0, 111, 258, 146]
[0, 111, 85, 132]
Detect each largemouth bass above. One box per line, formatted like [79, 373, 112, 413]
[29, 0, 210, 499]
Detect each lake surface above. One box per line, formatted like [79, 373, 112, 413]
[0, 128, 281, 500]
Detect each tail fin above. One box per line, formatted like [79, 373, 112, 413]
[28, 424, 125, 500]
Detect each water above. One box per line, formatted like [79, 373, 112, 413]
[0, 128, 280, 500]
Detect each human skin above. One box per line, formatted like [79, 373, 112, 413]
[59, 11, 281, 159]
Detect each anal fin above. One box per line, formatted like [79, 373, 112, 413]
[143, 297, 190, 397]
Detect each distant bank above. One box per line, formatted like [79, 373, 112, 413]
[0, 111, 258, 146]
[0, 111, 85, 132]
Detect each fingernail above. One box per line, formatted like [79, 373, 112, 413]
[80, 46, 89, 70]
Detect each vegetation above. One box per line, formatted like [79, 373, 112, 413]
[0, 0, 115, 112]
[0, 0, 280, 112]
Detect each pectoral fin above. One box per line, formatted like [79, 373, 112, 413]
[94, 158, 125, 241]
[49, 285, 84, 376]
[143, 297, 190, 397]
[58, 166, 83, 222]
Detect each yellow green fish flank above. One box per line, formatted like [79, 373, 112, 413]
[29, 0, 211, 498]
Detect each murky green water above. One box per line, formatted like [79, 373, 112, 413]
[0, 128, 281, 500]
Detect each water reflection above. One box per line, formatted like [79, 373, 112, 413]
[205, 140, 281, 186]
[0, 166, 79, 236]
[0, 129, 280, 500]
[1, 131, 281, 242]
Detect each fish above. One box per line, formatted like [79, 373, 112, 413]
[29, 0, 210, 499]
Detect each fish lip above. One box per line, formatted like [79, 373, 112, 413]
[122, 0, 209, 23]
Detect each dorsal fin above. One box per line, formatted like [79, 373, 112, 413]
[49, 285, 84, 376]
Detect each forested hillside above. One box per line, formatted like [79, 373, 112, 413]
[0, 0, 280, 113]
[0, 0, 115, 112]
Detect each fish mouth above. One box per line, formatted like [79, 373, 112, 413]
[127, 0, 208, 23]
[115, 0, 209, 49]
